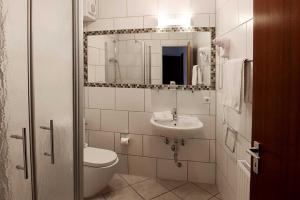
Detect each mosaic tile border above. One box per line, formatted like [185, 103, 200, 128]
[84, 27, 216, 90]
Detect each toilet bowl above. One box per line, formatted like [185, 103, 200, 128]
[84, 147, 119, 198]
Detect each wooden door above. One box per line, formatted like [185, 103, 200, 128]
[251, 0, 300, 199]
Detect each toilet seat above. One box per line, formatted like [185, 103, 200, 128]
[84, 147, 118, 168]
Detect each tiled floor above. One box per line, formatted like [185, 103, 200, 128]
[86, 174, 222, 200]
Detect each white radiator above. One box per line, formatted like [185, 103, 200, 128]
[237, 160, 251, 200]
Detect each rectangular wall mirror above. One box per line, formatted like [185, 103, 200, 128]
[84, 28, 216, 89]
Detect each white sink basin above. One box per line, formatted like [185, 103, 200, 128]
[150, 115, 203, 138]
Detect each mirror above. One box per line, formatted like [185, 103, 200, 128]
[84, 28, 215, 88]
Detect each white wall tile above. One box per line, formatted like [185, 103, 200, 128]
[226, 156, 237, 190]
[129, 112, 153, 135]
[145, 40, 161, 53]
[144, 16, 158, 28]
[134, 33, 152, 40]
[151, 53, 162, 67]
[157, 159, 187, 181]
[245, 103, 252, 141]
[195, 115, 216, 139]
[101, 110, 129, 133]
[98, 0, 127, 18]
[177, 91, 210, 114]
[209, 14, 216, 27]
[85, 19, 114, 31]
[216, 142, 227, 176]
[85, 108, 101, 130]
[128, 156, 157, 177]
[114, 17, 144, 30]
[95, 66, 106, 82]
[89, 87, 115, 109]
[127, 0, 158, 16]
[88, 35, 106, 49]
[179, 139, 210, 162]
[115, 133, 143, 155]
[143, 135, 173, 159]
[236, 135, 251, 164]
[151, 33, 169, 40]
[188, 162, 216, 184]
[145, 89, 177, 112]
[224, 23, 247, 59]
[210, 140, 216, 162]
[217, 0, 239, 34]
[158, 0, 191, 14]
[88, 47, 100, 65]
[192, 14, 210, 27]
[117, 154, 129, 174]
[191, 0, 216, 14]
[168, 32, 188, 40]
[151, 67, 162, 80]
[246, 19, 253, 59]
[88, 130, 115, 151]
[238, 0, 253, 24]
[210, 91, 216, 115]
[116, 88, 145, 111]
[88, 65, 96, 82]
[161, 40, 178, 46]
[84, 87, 89, 108]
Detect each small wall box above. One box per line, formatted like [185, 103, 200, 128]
[84, 0, 97, 22]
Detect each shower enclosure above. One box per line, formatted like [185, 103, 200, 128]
[105, 37, 152, 85]
[3, 0, 82, 199]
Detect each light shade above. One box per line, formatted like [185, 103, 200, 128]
[157, 14, 192, 28]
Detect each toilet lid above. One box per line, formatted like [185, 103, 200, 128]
[84, 147, 118, 168]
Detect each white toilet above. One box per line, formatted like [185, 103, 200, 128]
[84, 146, 119, 198]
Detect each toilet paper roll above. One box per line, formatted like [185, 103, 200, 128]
[120, 137, 130, 145]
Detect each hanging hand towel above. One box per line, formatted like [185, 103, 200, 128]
[192, 65, 203, 85]
[223, 58, 246, 113]
[153, 111, 173, 122]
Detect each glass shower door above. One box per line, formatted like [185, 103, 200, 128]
[32, 0, 75, 199]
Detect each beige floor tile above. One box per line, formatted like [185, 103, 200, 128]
[209, 198, 220, 200]
[157, 179, 187, 190]
[84, 194, 105, 200]
[132, 179, 168, 200]
[173, 183, 213, 200]
[107, 174, 129, 191]
[104, 187, 143, 200]
[215, 193, 223, 199]
[152, 192, 181, 200]
[120, 174, 149, 185]
[193, 183, 219, 195]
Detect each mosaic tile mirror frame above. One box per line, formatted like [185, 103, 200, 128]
[84, 27, 216, 90]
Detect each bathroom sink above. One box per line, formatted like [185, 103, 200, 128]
[150, 115, 203, 138]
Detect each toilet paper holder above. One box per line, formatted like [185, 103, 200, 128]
[120, 134, 130, 145]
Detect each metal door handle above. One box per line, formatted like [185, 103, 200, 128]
[40, 120, 55, 164]
[246, 141, 260, 174]
[246, 147, 260, 159]
[10, 128, 29, 179]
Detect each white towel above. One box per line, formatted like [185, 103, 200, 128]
[192, 65, 203, 85]
[223, 58, 245, 113]
[153, 111, 173, 122]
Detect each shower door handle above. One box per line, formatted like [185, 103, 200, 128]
[40, 120, 55, 164]
[10, 128, 29, 179]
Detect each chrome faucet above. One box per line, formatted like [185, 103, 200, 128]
[172, 108, 177, 121]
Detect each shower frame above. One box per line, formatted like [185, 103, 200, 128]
[25, 0, 83, 199]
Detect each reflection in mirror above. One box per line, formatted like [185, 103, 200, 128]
[86, 31, 213, 87]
